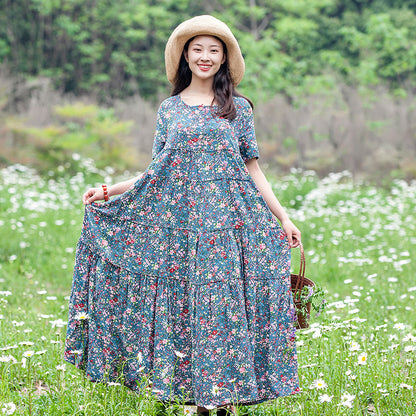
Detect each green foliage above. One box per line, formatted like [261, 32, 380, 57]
[1, 1, 416, 102]
[5, 103, 136, 176]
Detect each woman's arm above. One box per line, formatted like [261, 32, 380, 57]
[108, 173, 143, 197]
[82, 173, 143, 204]
[245, 158, 301, 247]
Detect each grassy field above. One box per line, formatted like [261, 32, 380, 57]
[0, 161, 415, 415]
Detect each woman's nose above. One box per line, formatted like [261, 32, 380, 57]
[200, 51, 209, 60]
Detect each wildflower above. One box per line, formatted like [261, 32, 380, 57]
[174, 350, 185, 358]
[345, 370, 357, 380]
[212, 384, 220, 396]
[1, 402, 16, 415]
[309, 379, 328, 390]
[23, 351, 35, 358]
[403, 333, 416, 342]
[0, 345, 17, 351]
[338, 392, 355, 408]
[312, 328, 322, 339]
[349, 341, 360, 351]
[75, 312, 89, 320]
[0, 356, 14, 363]
[56, 364, 66, 371]
[399, 383, 413, 390]
[318, 394, 333, 403]
[357, 352, 367, 365]
[49, 319, 67, 328]
[404, 345, 416, 352]
[183, 405, 196, 415]
[0, 291, 12, 296]
[393, 323, 405, 330]
[379, 389, 389, 397]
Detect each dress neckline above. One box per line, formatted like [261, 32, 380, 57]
[177, 94, 220, 108]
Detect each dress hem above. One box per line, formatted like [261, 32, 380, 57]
[63, 356, 301, 407]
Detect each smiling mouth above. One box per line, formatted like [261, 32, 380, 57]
[198, 64, 212, 71]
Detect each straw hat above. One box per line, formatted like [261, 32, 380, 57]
[165, 15, 245, 86]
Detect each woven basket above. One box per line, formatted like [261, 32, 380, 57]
[291, 243, 315, 329]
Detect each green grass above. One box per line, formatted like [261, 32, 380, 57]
[0, 163, 415, 415]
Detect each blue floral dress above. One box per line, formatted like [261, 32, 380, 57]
[64, 94, 300, 407]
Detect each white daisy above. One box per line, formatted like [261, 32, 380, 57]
[309, 378, 328, 390]
[357, 352, 367, 365]
[183, 405, 196, 415]
[212, 384, 220, 396]
[318, 394, 333, 403]
[338, 392, 355, 408]
[1, 402, 16, 415]
[403, 333, 416, 342]
[75, 312, 89, 320]
[174, 350, 185, 358]
[204, 405, 216, 410]
[349, 341, 360, 351]
[404, 345, 416, 352]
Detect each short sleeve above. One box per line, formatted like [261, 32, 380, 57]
[236, 98, 260, 162]
[151, 103, 167, 160]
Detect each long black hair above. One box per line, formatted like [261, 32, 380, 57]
[171, 36, 253, 120]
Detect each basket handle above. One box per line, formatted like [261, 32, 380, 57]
[293, 242, 306, 298]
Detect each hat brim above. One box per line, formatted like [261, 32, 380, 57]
[165, 15, 245, 87]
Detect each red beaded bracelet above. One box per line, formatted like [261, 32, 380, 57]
[102, 184, 109, 201]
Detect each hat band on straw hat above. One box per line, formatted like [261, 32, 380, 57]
[165, 15, 245, 87]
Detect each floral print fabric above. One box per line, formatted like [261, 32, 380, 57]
[64, 95, 300, 407]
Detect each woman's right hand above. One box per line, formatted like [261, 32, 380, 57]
[82, 187, 105, 205]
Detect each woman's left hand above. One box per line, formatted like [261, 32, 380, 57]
[281, 219, 302, 248]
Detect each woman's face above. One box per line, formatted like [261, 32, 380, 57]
[184, 35, 226, 82]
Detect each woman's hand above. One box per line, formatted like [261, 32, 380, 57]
[82, 187, 105, 205]
[281, 218, 301, 248]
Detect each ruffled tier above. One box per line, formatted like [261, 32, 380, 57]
[64, 238, 299, 407]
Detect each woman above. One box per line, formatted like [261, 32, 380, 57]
[65, 15, 301, 416]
